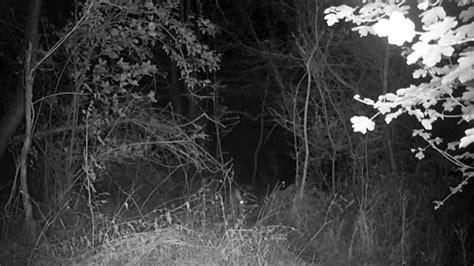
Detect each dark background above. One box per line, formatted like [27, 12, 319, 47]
[0, 0, 472, 264]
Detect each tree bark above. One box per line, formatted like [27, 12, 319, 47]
[21, 44, 36, 237]
[382, 43, 397, 174]
[20, 0, 42, 238]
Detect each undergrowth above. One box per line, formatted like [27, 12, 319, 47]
[0, 167, 421, 265]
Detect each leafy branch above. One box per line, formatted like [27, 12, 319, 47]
[324, 0, 474, 209]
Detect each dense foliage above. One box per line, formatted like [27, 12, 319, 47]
[325, 1, 474, 208]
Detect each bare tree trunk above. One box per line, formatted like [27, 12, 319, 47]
[21, 44, 36, 237]
[382, 43, 397, 174]
[20, 0, 42, 237]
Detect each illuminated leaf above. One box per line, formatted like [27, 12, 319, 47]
[454, 23, 474, 39]
[460, 6, 474, 22]
[443, 98, 458, 112]
[350, 116, 375, 134]
[463, 105, 474, 122]
[413, 68, 428, 79]
[421, 17, 457, 42]
[420, 7, 446, 26]
[417, 0, 429, 10]
[324, 13, 339, 26]
[415, 149, 425, 160]
[421, 118, 433, 130]
[375, 100, 395, 114]
[373, 11, 416, 46]
[447, 141, 459, 151]
[459, 128, 474, 148]
[354, 94, 375, 105]
[443, 51, 474, 84]
[462, 87, 474, 101]
[408, 42, 454, 67]
[385, 109, 403, 124]
[352, 25, 374, 37]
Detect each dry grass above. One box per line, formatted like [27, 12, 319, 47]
[10, 176, 413, 265]
[26, 184, 300, 265]
[1, 161, 423, 265]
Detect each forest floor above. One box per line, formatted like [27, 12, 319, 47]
[0, 177, 405, 265]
